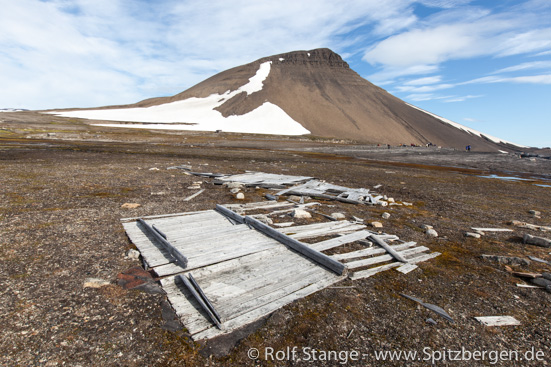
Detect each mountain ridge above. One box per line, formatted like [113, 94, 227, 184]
[48, 48, 524, 151]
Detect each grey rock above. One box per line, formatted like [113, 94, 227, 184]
[481, 254, 530, 266]
[381, 212, 391, 219]
[331, 212, 346, 220]
[126, 249, 140, 260]
[236, 193, 245, 200]
[292, 209, 311, 219]
[426, 229, 438, 237]
[531, 277, 551, 288]
[464, 232, 481, 239]
[523, 234, 551, 248]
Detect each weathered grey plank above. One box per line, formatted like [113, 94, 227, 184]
[345, 246, 428, 270]
[309, 231, 371, 252]
[369, 234, 408, 263]
[331, 242, 418, 261]
[192, 274, 344, 340]
[350, 251, 441, 280]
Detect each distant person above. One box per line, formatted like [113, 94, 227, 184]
[466, 145, 471, 152]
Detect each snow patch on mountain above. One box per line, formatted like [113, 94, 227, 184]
[47, 62, 310, 136]
[407, 103, 527, 148]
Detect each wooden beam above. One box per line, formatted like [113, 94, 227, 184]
[215, 204, 245, 224]
[178, 274, 222, 329]
[137, 219, 188, 268]
[242, 215, 346, 276]
[369, 234, 408, 263]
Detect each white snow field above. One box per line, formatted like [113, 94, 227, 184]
[47, 61, 311, 136]
[407, 103, 526, 148]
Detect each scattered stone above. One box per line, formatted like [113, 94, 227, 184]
[377, 201, 388, 207]
[370, 221, 383, 228]
[230, 188, 241, 194]
[150, 191, 166, 196]
[47, 132, 56, 137]
[464, 232, 481, 239]
[288, 195, 302, 202]
[265, 194, 277, 201]
[425, 229, 438, 238]
[121, 203, 141, 209]
[225, 182, 244, 189]
[83, 278, 110, 288]
[387, 197, 395, 203]
[352, 216, 364, 223]
[254, 214, 273, 225]
[403, 202, 413, 206]
[236, 193, 245, 200]
[481, 254, 530, 266]
[381, 212, 391, 219]
[292, 209, 311, 219]
[126, 249, 140, 260]
[523, 234, 551, 248]
[529, 210, 541, 217]
[331, 212, 346, 220]
[187, 185, 201, 190]
[426, 318, 437, 325]
[117, 266, 163, 294]
[420, 224, 433, 230]
[531, 277, 551, 288]
[148, 167, 160, 171]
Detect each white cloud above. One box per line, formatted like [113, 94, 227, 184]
[463, 74, 551, 85]
[396, 83, 455, 93]
[403, 76, 442, 85]
[0, 0, 425, 109]
[491, 61, 551, 74]
[443, 94, 483, 102]
[363, 3, 551, 80]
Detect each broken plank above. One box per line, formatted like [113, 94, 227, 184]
[309, 230, 371, 252]
[471, 228, 514, 232]
[331, 242, 417, 261]
[183, 189, 205, 202]
[369, 234, 408, 263]
[344, 246, 429, 270]
[396, 263, 419, 274]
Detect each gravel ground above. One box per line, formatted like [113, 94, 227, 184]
[1, 115, 551, 366]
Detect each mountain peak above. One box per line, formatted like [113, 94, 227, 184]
[259, 48, 349, 68]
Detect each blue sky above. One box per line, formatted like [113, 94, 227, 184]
[1, 0, 550, 147]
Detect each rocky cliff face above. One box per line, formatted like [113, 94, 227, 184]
[259, 48, 350, 68]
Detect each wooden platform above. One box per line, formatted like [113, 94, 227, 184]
[121, 202, 440, 340]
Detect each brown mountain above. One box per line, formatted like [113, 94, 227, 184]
[87, 48, 523, 151]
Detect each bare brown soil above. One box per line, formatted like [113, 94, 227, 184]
[1, 112, 550, 366]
